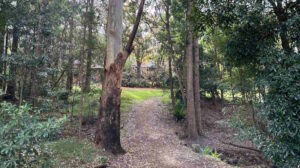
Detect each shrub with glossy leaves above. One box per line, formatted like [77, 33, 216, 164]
[0, 102, 67, 167]
[257, 50, 300, 167]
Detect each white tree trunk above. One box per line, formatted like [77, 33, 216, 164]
[105, 0, 123, 70]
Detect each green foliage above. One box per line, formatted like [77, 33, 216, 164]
[173, 100, 185, 121]
[224, 4, 276, 66]
[122, 73, 152, 88]
[0, 102, 66, 168]
[227, 50, 300, 167]
[161, 94, 171, 105]
[257, 50, 300, 167]
[198, 146, 222, 160]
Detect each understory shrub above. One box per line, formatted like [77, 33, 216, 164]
[174, 100, 185, 121]
[0, 102, 67, 167]
[228, 50, 300, 167]
[257, 50, 300, 167]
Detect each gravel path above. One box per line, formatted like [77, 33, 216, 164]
[109, 98, 232, 168]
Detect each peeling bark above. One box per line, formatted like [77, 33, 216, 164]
[95, 0, 145, 154]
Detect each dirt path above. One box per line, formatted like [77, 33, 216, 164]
[109, 98, 231, 168]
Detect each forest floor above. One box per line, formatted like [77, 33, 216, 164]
[194, 100, 269, 167]
[51, 88, 269, 168]
[109, 98, 231, 168]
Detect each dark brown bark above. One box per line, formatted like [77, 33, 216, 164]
[7, 26, 18, 98]
[84, 0, 94, 93]
[95, 0, 145, 154]
[165, 0, 176, 111]
[95, 52, 127, 154]
[193, 37, 202, 135]
[186, 0, 197, 140]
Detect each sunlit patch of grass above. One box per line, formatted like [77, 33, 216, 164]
[121, 88, 164, 112]
[69, 87, 165, 116]
[161, 94, 171, 105]
[46, 137, 107, 167]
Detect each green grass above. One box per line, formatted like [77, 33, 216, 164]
[121, 88, 165, 111]
[69, 86, 165, 117]
[46, 138, 107, 167]
[161, 94, 171, 105]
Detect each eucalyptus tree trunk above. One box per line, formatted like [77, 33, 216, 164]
[193, 37, 202, 135]
[95, 0, 145, 154]
[186, 0, 197, 140]
[165, 0, 175, 111]
[84, 0, 94, 93]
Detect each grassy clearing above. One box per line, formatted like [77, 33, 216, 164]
[69, 86, 165, 117]
[46, 138, 107, 168]
[121, 88, 165, 111]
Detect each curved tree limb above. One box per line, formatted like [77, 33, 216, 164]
[125, 0, 146, 55]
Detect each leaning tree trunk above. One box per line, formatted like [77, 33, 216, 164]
[186, 0, 197, 140]
[193, 37, 202, 135]
[95, 0, 145, 154]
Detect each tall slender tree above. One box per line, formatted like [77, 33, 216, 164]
[165, 0, 175, 111]
[79, 0, 89, 138]
[193, 37, 202, 135]
[31, 0, 49, 107]
[84, 0, 95, 92]
[95, 0, 145, 154]
[186, 0, 197, 139]
[6, 26, 18, 98]
[0, 30, 5, 90]
[66, 0, 76, 93]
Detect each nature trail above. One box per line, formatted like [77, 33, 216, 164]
[110, 98, 231, 168]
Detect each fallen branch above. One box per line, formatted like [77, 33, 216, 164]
[220, 140, 261, 153]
